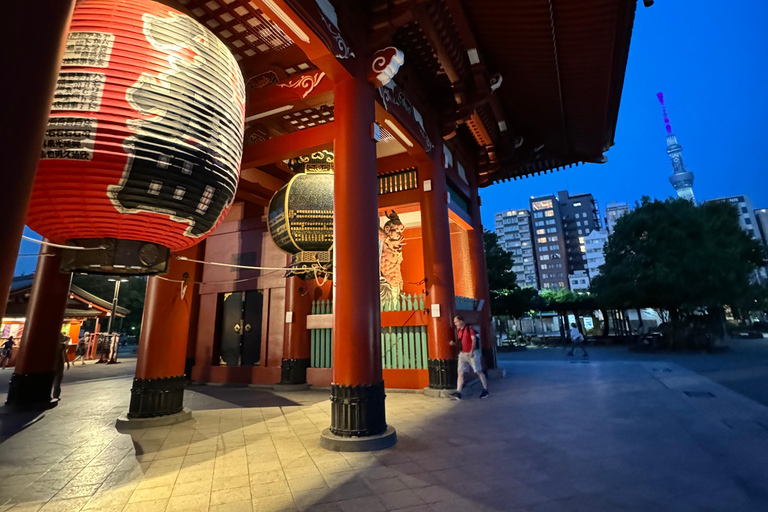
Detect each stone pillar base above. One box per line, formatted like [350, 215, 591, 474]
[6, 372, 54, 406]
[329, 381, 388, 438]
[128, 375, 186, 418]
[427, 359, 458, 390]
[280, 358, 310, 385]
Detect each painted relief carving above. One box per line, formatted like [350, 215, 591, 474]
[276, 71, 326, 98]
[369, 47, 404, 88]
[379, 210, 405, 309]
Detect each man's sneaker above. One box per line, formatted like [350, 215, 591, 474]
[479, 390, 489, 399]
[450, 392, 462, 401]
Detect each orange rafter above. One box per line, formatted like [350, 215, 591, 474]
[240, 122, 336, 168]
[246, 70, 333, 118]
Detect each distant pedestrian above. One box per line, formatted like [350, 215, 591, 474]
[52, 333, 70, 400]
[73, 333, 88, 365]
[450, 315, 489, 400]
[567, 322, 588, 357]
[0, 336, 15, 369]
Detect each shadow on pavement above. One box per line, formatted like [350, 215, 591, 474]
[186, 384, 328, 410]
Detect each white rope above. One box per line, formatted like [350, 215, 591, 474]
[21, 236, 105, 251]
[174, 255, 293, 271]
[154, 267, 312, 286]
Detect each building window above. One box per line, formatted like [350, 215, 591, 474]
[532, 199, 553, 210]
[573, 202, 582, 207]
[546, 219, 556, 225]
[545, 210, 555, 217]
[552, 253, 561, 259]
[548, 236, 558, 242]
[536, 229, 546, 235]
[535, 221, 545, 227]
[578, 229, 583, 235]
[549, 245, 558, 250]
[745, 218, 752, 225]
[547, 228, 557, 233]
[537, 237, 547, 243]
[540, 255, 550, 261]
[534, 212, 544, 219]
[540, 264, 548, 270]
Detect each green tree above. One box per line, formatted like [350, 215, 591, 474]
[482, 230, 539, 317]
[592, 197, 766, 347]
[72, 274, 147, 336]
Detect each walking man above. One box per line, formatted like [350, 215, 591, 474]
[52, 332, 70, 400]
[450, 315, 489, 400]
[567, 322, 589, 357]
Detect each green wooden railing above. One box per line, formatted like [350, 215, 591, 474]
[310, 299, 333, 368]
[309, 295, 428, 369]
[381, 293, 425, 312]
[381, 326, 428, 369]
[378, 168, 418, 195]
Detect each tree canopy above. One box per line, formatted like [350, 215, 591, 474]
[483, 230, 538, 317]
[72, 274, 147, 335]
[591, 197, 766, 316]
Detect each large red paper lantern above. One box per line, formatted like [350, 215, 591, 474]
[27, 0, 245, 274]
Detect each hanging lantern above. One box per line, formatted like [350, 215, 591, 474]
[26, 0, 246, 275]
[268, 151, 334, 279]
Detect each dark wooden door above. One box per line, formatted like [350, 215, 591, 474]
[219, 291, 243, 366]
[241, 290, 264, 366]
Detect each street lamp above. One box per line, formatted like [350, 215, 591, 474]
[100, 278, 128, 364]
[106, 278, 128, 334]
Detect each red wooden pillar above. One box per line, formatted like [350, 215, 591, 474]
[0, 0, 74, 322]
[418, 144, 458, 390]
[6, 243, 72, 406]
[128, 244, 203, 418]
[467, 182, 495, 370]
[320, 77, 395, 450]
[279, 276, 311, 385]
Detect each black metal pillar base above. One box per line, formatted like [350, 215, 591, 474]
[280, 358, 310, 385]
[329, 381, 387, 438]
[5, 372, 54, 406]
[427, 359, 458, 390]
[128, 375, 186, 418]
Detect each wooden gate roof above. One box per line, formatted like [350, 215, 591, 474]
[464, 0, 638, 183]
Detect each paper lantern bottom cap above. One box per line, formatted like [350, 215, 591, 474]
[61, 238, 171, 276]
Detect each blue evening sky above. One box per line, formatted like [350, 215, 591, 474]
[479, 0, 768, 229]
[14, 0, 768, 275]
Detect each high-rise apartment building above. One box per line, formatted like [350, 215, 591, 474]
[585, 229, 609, 280]
[755, 209, 768, 248]
[494, 209, 538, 288]
[527, 191, 599, 290]
[708, 195, 767, 283]
[605, 201, 630, 234]
[557, 191, 600, 286]
[529, 195, 566, 289]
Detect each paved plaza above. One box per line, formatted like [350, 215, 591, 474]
[0, 358, 768, 511]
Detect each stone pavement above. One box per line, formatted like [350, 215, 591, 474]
[0, 360, 768, 511]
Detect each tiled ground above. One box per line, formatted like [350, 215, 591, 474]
[1, 361, 768, 511]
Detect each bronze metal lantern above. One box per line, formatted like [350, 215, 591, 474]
[268, 151, 334, 279]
